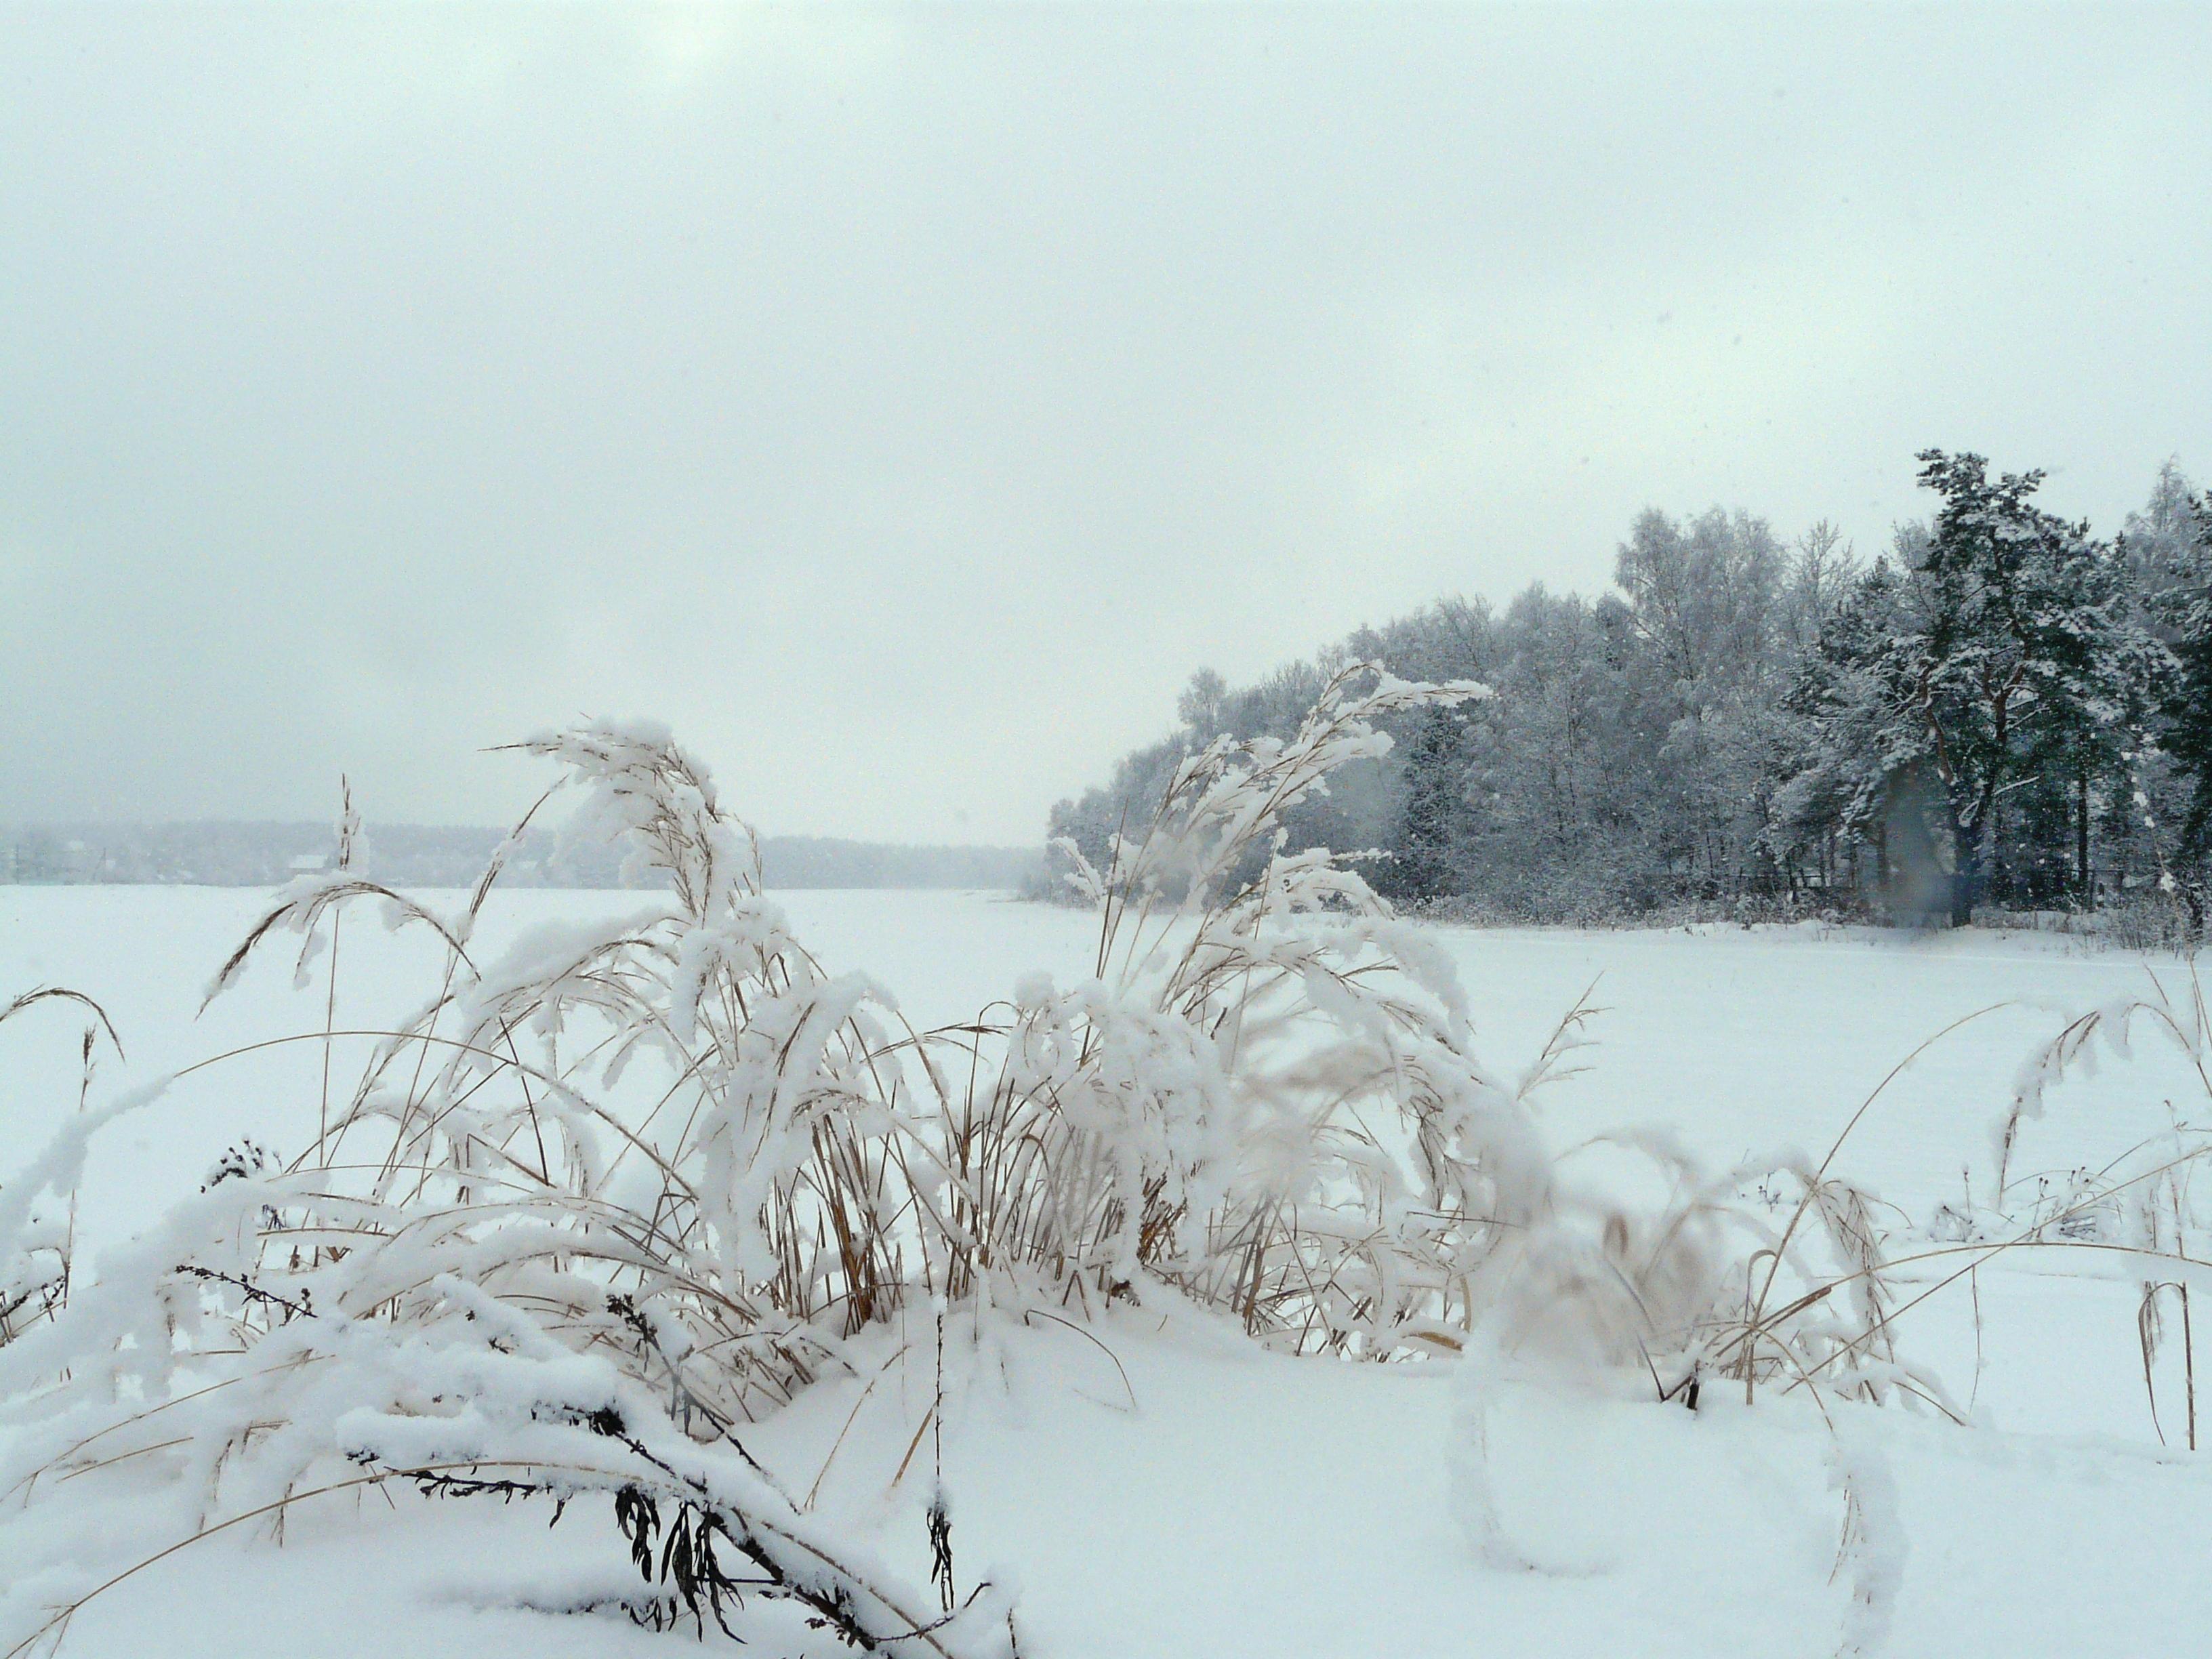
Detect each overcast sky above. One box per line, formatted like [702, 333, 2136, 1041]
[3, 3, 2209, 842]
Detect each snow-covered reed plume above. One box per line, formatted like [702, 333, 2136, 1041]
[1984, 959, 2212, 1446]
[0, 722, 1017, 1655]
[0, 989, 119, 1349]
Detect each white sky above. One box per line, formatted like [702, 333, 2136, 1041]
[3, 3, 2209, 842]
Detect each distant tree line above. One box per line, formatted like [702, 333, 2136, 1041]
[0, 820, 1042, 893]
[1048, 451, 2212, 931]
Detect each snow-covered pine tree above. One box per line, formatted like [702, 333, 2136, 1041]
[1779, 454, 2170, 924]
[2159, 491, 2212, 882]
[1381, 705, 1471, 905]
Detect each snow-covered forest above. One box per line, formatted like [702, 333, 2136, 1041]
[1054, 452, 2212, 933]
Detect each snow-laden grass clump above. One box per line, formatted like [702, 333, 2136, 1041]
[3, 668, 2211, 1657]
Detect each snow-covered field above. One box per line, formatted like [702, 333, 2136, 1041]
[5, 886, 2211, 1657]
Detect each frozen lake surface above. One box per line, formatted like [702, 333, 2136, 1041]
[5, 885, 2194, 1240]
[4, 886, 2209, 1658]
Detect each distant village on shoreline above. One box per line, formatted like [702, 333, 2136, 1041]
[0, 821, 1042, 892]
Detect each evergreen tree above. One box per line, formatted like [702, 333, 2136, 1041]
[2160, 496, 2212, 866]
[1380, 707, 1469, 905]
[1893, 453, 2159, 918]
[1778, 454, 2169, 923]
[1919, 453, 2171, 916]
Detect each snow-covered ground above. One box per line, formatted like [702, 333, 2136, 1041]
[5, 886, 2209, 1657]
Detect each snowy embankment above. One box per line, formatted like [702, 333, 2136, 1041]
[3, 883, 2209, 1658]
